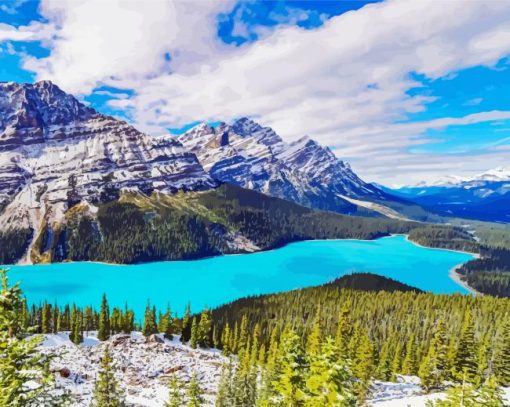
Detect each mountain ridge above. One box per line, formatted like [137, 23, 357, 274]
[382, 168, 510, 223]
[0, 80, 215, 231]
[178, 117, 425, 220]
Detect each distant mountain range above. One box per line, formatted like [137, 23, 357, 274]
[382, 168, 510, 223]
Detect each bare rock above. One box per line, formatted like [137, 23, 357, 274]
[145, 334, 164, 344]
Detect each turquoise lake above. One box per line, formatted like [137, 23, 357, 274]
[5, 235, 474, 317]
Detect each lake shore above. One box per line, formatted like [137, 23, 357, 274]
[403, 235, 481, 295]
[449, 265, 482, 296]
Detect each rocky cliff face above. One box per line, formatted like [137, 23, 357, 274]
[179, 118, 399, 216]
[0, 81, 214, 237]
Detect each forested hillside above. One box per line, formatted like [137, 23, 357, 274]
[16, 272, 510, 405]
[207, 274, 510, 403]
[1, 184, 420, 265]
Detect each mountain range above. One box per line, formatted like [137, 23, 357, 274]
[383, 168, 510, 223]
[1, 80, 507, 265]
[0, 80, 422, 265]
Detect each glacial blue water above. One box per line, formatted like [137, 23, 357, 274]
[5, 235, 474, 317]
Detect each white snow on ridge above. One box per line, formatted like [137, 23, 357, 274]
[405, 166, 510, 188]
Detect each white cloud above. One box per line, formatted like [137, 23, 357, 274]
[0, 21, 53, 42]
[12, 0, 510, 184]
[22, 0, 236, 94]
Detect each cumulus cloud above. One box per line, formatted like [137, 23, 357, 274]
[6, 0, 510, 183]
[22, 0, 236, 94]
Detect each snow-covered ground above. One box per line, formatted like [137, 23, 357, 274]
[369, 376, 446, 406]
[369, 375, 510, 406]
[39, 332, 510, 407]
[39, 331, 226, 406]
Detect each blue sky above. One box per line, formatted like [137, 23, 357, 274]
[1, 0, 509, 185]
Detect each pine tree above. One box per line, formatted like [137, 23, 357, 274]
[56, 310, 62, 333]
[216, 358, 235, 407]
[70, 304, 77, 338]
[334, 305, 351, 356]
[477, 375, 504, 407]
[197, 308, 212, 348]
[231, 321, 239, 353]
[493, 318, 510, 386]
[272, 329, 307, 405]
[477, 333, 490, 383]
[233, 343, 257, 407]
[190, 317, 199, 349]
[390, 342, 402, 381]
[347, 321, 362, 361]
[62, 304, 70, 331]
[121, 304, 134, 334]
[159, 306, 173, 339]
[250, 323, 261, 366]
[111, 308, 121, 334]
[21, 299, 30, 332]
[0, 269, 60, 406]
[186, 373, 204, 407]
[92, 346, 125, 407]
[212, 325, 220, 349]
[401, 334, 417, 375]
[221, 323, 232, 356]
[375, 341, 392, 381]
[454, 310, 478, 382]
[305, 337, 356, 406]
[237, 315, 249, 352]
[70, 309, 83, 345]
[181, 303, 192, 343]
[433, 374, 477, 407]
[143, 302, 158, 337]
[258, 343, 266, 367]
[352, 329, 374, 403]
[257, 329, 279, 407]
[419, 318, 449, 391]
[165, 374, 184, 407]
[52, 304, 59, 334]
[41, 302, 51, 334]
[98, 294, 111, 341]
[306, 309, 321, 357]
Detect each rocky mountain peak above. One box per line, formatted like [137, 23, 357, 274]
[180, 117, 396, 216]
[0, 81, 215, 238]
[232, 117, 263, 136]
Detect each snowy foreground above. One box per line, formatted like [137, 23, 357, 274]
[39, 332, 510, 407]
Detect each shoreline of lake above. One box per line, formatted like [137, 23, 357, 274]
[5, 235, 476, 316]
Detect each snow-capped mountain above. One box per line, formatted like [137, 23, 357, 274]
[0, 81, 215, 232]
[383, 167, 510, 222]
[179, 118, 412, 218]
[410, 167, 510, 188]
